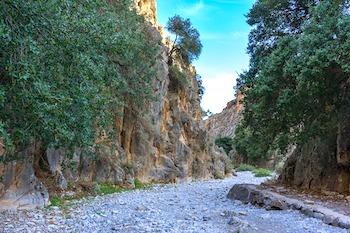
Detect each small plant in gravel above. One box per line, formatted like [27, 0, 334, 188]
[134, 179, 152, 190]
[236, 164, 256, 172]
[48, 180, 155, 210]
[50, 196, 63, 207]
[134, 179, 144, 189]
[253, 168, 272, 177]
[95, 183, 125, 196]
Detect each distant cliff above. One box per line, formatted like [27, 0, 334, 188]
[205, 91, 243, 139]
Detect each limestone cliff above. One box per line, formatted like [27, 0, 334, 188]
[135, 0, 157, 25]
[205, 91, 243, 139]
[0, 0, 229, 209]
[279, 121, 350, 194]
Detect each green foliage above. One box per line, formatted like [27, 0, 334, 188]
[95, 180, 151, 196]
[196, 74, 205, 101]
[166, 15, 202, 64]
[235, 1, 350, 160]
[237, 0, 317, 89]
[50, 196, 63, 207]
[134, 179, 144, 189]
[0, 0, 159, 157]
[253, 168, 272, 177]
[215, 137, 234, 155]
[169, 65, 189, 90]
[134, 178, 151, 189]
[236, 164, 256, 172]
[95, 183, 125, 196]
[235, 164, 271, 177]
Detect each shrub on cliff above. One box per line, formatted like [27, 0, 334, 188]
[215, 137, 234, 155]
[168, 65, 189, 91]
[0, 0, 159, 158]
[196, 74, 205, 101]
[166, 15, 202, 65]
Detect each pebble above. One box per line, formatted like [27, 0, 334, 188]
[239, 211, 247, 216]
[0, 172, 346, 233]
[304, 200, 315, 205]
[346, 196, 350, 202]
[202, 216, 211, 221]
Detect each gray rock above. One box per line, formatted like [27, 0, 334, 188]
[0, 147, 49, 210]
[227, 183, 350, 229]
[0, 172, 346, 233]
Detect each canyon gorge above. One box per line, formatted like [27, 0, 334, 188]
[0, 0, 230, 210]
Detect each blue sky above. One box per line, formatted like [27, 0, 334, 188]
[157, 0, 255, 113]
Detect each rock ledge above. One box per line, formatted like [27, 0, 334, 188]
[227, 184, 350, 229]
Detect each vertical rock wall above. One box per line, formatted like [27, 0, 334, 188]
[0, 0, 229, 209]
[279, 121, 350, 194]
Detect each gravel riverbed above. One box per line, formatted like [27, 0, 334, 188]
[0, 172, 346, 233]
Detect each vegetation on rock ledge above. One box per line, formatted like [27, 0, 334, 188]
[166, 15, 202, 65]
[0, 0, 160, 157]
[215, 137, 234, 155]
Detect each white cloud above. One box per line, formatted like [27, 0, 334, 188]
[201, 72, 237, 114]
[181, 1, 205, 16]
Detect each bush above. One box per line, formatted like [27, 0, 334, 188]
[236, 164, 256, 172]
[169, 65, 189, 90]
[253, 168, 272, 177]
[215, 137, 234, 155]
[196, 74, 205, 101]
[95, 183, 125, 196]
[134, 178, 151, 189]
[50, 196, 63, 207]
[0, 0, 159, 157]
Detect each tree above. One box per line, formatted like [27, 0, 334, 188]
[166, 15, 202, 64]
[235, 0, 350, 161]
[0, 0, 159, 158]
[215, 137, 234, 155]
[236, 0, 317, 90]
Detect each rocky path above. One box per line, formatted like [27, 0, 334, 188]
[0, 172, 347, 233]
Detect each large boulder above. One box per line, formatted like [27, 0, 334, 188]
[0, 146, 49, 210]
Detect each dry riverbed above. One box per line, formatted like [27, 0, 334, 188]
[0, 172, 346, 233]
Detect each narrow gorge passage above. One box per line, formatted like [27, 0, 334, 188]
[0, 172, 345, 233]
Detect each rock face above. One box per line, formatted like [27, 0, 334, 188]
[134, 0, 157, 25]
[0, 145, 49, 210]
[0, 0, 229, 209]
[205, 91, 243, 139]
[279, 121, 350, 194]
[227, 183, 350, 229]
